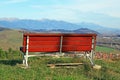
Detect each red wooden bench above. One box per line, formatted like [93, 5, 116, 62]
[20, 33, 97, 66]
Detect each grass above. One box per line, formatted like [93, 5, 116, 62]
[0, 48, 120, 80]
[95, 46, 120, 54]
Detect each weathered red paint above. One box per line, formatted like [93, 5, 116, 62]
[21, 33, 97, 53]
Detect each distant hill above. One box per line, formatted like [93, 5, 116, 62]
[0, 26, 10, 31]
[77, 22, 120, 35]
[0, 19, 80, 30]
[0, 18, 120, 34]
[31, 28, 99, 34]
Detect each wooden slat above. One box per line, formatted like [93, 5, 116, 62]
[28, 46, 59, 52]
[29, 37, 60, 41]
[48, 63, 83, 66]
[29, 41, 60, 46]
[63, 37, 92, 41]
[62, 45, 92, 51]
[63, 41, 92, 45]
[47, 63, 83, 68]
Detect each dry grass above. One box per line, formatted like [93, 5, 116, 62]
[0, 30, 23, 50]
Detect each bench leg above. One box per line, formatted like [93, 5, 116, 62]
[22, 55, 28, 67]
[24, 55, 28, 67]
[87, 55, 94, 66]
[23, 56, 25, 64]
[86, 52, 95, 66]
[21, 52, 27, 66]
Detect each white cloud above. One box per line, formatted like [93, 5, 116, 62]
[31, 0, 120, 17]
[77, 0, 120, 17]
[30, 1, 120, 20]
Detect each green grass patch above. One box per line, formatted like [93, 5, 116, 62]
[95, 46, 115, 53]
[0, 48, 120, 80]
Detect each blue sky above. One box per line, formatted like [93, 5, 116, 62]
[0, 0, 120, 28]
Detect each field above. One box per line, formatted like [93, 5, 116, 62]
[0, 30, 120, 80]
[0, 49, 120, 80]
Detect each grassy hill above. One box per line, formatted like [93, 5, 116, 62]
[0, 29, 22, 50]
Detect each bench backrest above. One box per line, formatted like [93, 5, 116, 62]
[22, 33, 97, 53]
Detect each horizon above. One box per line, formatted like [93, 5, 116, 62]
[0, 0, 120, 29]
[0, 17, 120, 30]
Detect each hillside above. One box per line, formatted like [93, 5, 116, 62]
[0, 30, 22, 50]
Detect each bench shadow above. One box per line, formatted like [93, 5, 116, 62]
[0, 60, 22, 66]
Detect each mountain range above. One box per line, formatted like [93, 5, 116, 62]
[0, 18, 120, 35]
